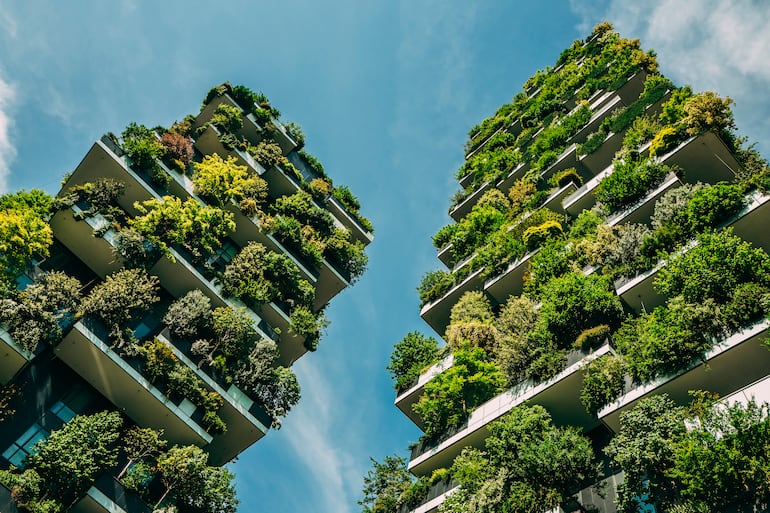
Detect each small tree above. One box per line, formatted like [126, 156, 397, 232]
[359, 455, 413, 513]
[163, 290, 213, 340]
[387, 332, 440, 392]
[118, 426, 167, 478]
[0, 207, 53, 285]
[192, 154, 267, 209]
[251, 367, 301, 428]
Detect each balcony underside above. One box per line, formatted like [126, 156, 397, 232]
[0, 328, 33, 385]
[50, 209, 122, 280]
[420, 268, 485, 336]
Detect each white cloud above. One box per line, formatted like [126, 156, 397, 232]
[0, 77, 17, 193]
[569, 0, 770, 153]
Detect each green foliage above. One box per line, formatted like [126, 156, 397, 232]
[132, 196, 235, 261]
[289, 305, 328, 351]
[623, 114, 663, 150]
[595, 157, 671, 211]
[163, 289, 213, 340]
[655, 229, 770, 304]
[253, 141, 284, 168]
[122, 122, 165, 171]
[192, 154, 267, 210]
[0, 189, 53, 217]
[388, 331, 441, 391]
[80, 268, 159, 347]
[537, 272, 624, 349]
[682, 91, 735, 136]
[658, 86, 693, 126]
[359, 455, 412, 513]
[521, 219, 563, 249]
[550, 167, 582, 188]
[0, 271, 81, 352]
[448, 199, 508, 264]
[579, 354, 624, 414]
[323, 228, 369, 283]
[156, 445, 238, 513]
[0, 202, 53, 285]
[649, 125, 684, 157]
[615, 298, 719, 383]
[413, 345, 504, 439]
[493, 296, 539, 385]
[222, 242, 315, 308]
[418, 270, 455, 307]
[211, 103, 243, 133]
[249, 366, 301, 427]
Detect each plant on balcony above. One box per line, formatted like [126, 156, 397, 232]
[222, 241, 314, 308]
[211, 103, 243, 133]
[537, 271, 624, 349]
[113, 228, 160, 270]
[192, 154, 268, 214]
[160, 132, 193, 172]
[156, 444, 238, 513]
[412, 344, 504, 440]
[615, 297, 720, 383]
[682, 91, 735, 137]
[0, 271, 81, 352]
[131, 196, 236, 262]
[0, 198, 53, 287]
[442, 404, 598, 513]
[445, 291, 498, 354]
[579, 353, 625, 414]
[252, 140, 284, 168]
[0, 410, 123, 512]
[387, 331, 441, 392]
[655, 229, 770, 305]
[163, 289, 213, 340]
[521, 219, 563, 249]
[331, 185, 374, 233]
[456, 147, 523, 194]
[622, 114, 664, 151]
[448, 192, 509, 264]
[475, 229, 528, 281]
[52, 178, 126, 220]
[323, 228, 369, 283]
[417, 270, 455, 307]
[595, 156, 672, 212]
[118, 426, 168, 479]
[358, 454, 413, 513]
[648, 125, 684, 157]
[80, 268, 160, 348]
[121, 122, 170, 188]
[290, 305, 329, 351]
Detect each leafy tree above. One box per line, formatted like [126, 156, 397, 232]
[494, 296, 539, 385]
[192, 154, 267, 209]
[80, 268, 159, 347]
[682, 91, 735, 136]
[26, 411, 123, 507]
[156, 445, 238, 513]
[0, 271, 81, 351]
[579, 354, 625, 414]
[387, 331, 441, 392]
[118, 426, 167, 478]
[164, 289, 213, 340]
[359, 455, 413, 513]
[413, 345, 504, 439]
[131, 196, 235, 261]
[0, 206, 53, 285]
[595, 157, 671, 212]
[160, 132, 194, 167]
[122, 122, 165, 170]
[250, 366, 300, 428]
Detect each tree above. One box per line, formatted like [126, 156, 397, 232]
[26, 411, 123, 507]
[387, 331, 440, 391]
[359, 455, 413, 513]
[163, 289, 213, 340]
[0, 206, 53, 286]
[118, 426, 167, 478]
[131, 196, 235, 261]
[251, 367, 301, 428]
[192, 154, 267, 209]
[156, 445, 238, 513]
[80, 268, 159, 347]
[0, 271, 82, 352]
[413, 345, 504, 439]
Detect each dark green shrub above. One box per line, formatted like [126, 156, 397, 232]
[580, 354, 625, 414]
[574, 324, 611, 350]
[418, 270, 455, 307]
[685, 183, 745, 232]
[595, 157, 671, 211]
[388, 332, 441, 392]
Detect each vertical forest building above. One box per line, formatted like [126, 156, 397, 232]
[0, 83, 373, 513]
[376, 23, 770, 513]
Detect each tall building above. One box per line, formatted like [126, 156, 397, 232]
[0, 83, 373, 512]
[379, 23, 770, 513]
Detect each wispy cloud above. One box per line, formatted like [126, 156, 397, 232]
[0, 77, 17, 193]
[569, 0, 770, 152]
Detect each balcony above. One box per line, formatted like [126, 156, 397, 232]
[539, 144, 584, 183]
[193, 125, 267, 179]
[484, 248, 539, 306]
[719, 375, 770, 409]
[497, 161, 532, 195]
[650, 130, 740, 183]
[0, 326, 33, 385]
[420, 268, 485, 336]
[49, 206, 123, 279]
[71, 475, 152, 513]
[324, 196, 374, 245]
[408, 344, 613, 476]
[567, 93, 624, 145]
[615, 70, 649, 105]
[54, 320, 213, 448]
[599, 319, 770, 432]
[606, 172, 682, 227]
[449, 181, 493, 222]
[397, 479, 458, 513]
[563, 163, 612, 216]
[394, 354, 454, 428]
[155, 333, 269, 465]
[62, 139, 159, 217]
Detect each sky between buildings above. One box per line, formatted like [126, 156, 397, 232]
[0, 1, 769, 512]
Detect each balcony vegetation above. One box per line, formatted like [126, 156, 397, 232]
[607, 393, 770, 513]
[387, 332, 443, 393]
[0, 190, 53, 291]
[0, 412, 238, 513]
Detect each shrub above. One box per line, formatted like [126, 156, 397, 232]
[550, 167, 582, 188]
[0, 206, 53, 285]
[623, 114, 663, 150]
[655, 229, 770, 304]
[521, 220, 563, 249]
[494, 296, 539, 385]
[538, 272, 624, 349]
[122, 122, 164, 171]
[449, 202, 507, 264]
[323, 229, 368, 283]
[574, 324, 611, 350]
[193, 154, 267, 208]
[685, 183, 745, 232]
[253, 141, 284, 168]
[388, 332, 441, 391]
[449, 291, 494, 324]
[163, 290, 213, 340]
[160, 132, 193, 166]
[432, 224, 456, 250]
[445, 321, 499, 354]
[650, 183, 706, 230]
[508, 178, 537, 214]
[649, 126, 683, 157]
[580, 354, 625, 414]
[475, 230, 527, 280]
[595, 157, 671, 211]
[289, 305, 328, 351]
[523, 239, 573, 297]
[211, 103, 243, 132]
[682, 92, 735, 136]
[418, 270, 455, 307]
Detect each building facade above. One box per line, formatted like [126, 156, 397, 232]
[0, 83, 372, 512]
[384, 23, 770, 513]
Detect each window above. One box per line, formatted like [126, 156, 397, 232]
[1, 401, 76, 467]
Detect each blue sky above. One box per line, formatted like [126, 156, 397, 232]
[1, 1, 769, 512]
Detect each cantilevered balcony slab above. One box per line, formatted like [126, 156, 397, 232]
[325, 196, 374, 245]
[156, 334, 269, 465]
[194, 125, 267, 178]
[55, 321, 213, 447]
[420, 268, 485, 336]
[541, 181, 578, 215]
[408, 344, 612, 476]
[539, 144, 584, 183]
[484, 249, 538, 306]
[464, 125, 506, 161]
[615, 70, 648, 105]
[563, 163, 612, 216]
[71, 475, 151, 513]
[0, 327, 33, 385]
[50, 207, 123, 279]
[256, 301, 308, 366]
[723, 191, 770, 251]
[449, 181, 493, 222]
[599, 320, 770, 432]
[193, 93, 238, 130]
[399, 481, 458, 513]
[395, 354, 454, 429]
[569, 94, 624, 145]
[614, 255, 668, 314]
[719, 375, 770, 409]
[606, 172, 682, 227]
[497, 161, 532, 195]
[437, 243, 454, 268]
[657, 130, 740, 183]
[62, 140, 159, 217]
